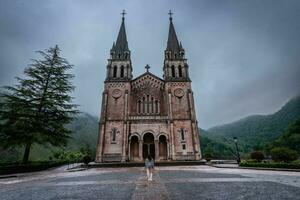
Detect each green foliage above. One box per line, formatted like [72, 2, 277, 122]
[0, 113, 98, 163]
[250, 151, 265, 162]
[0, 45, 78, 163]
[240, 161, 300, 169]
[204, 153, 213, 161]
[267, 118, 300, 154]
[270, 147, 298, 163]
[82, 155, 92, 165]
[200, 96, 300, 160]
[0, 161, 68, 175]
[202, 96, 300, 156]
[200, 133, 236, 159]
[52, 149, 84, 162]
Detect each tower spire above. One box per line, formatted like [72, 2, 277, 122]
[166, 10, 183, 54]
[111, 9, 129, 58]
[107, 10, 132, 81]
[164, 10, 189, 81]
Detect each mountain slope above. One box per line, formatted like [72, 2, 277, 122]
[204, 95, 300, 153]
[30, 113, 99, 160]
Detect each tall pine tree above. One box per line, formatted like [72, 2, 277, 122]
[0, 45, 78, 163]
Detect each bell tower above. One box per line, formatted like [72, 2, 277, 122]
[163, 10, 190, 81]
[96, 10, 132, 162]
[164, 11, 201, 160]
[106, 10, 133, 81]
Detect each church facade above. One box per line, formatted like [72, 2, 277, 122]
[96, 13, 201, 162]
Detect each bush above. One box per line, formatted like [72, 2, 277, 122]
[250, 151, 265, 162]
[240, 161, 300, 169]
[204, 153, 213, 162]
[270, 147, 298, 163]
[0, 161, 68, 175]
[82, 155, 92, 165]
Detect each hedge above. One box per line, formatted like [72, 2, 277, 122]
[0, 161, 68, 175]
[240, 162, 300, 169]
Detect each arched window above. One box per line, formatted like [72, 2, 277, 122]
[174, 53, 177, 59]
[113, 66, 117, 78]
[142, 97, 146, 113]
[137, 100, 141, 114]
[112, 128, 117, 143]
[146, 95, 150, 113]
[151, 97, 154, 113]
[178, 65, 182, 77]
[155, 100, 159, 114]
[180, 128, 185, 141]
[171, 65, 175, 77]
[120, 65, 124, 78]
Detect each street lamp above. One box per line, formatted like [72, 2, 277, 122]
[233, 137, 241, 164]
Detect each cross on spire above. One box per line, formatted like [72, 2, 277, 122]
[145, 64, 150, 72]
[168, 9, 173, 20]
[121, 10, 126, 20]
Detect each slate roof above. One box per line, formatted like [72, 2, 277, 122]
[166, 17, 183, 52]
[112, 18, 129, 52]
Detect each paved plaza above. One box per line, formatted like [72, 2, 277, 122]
[0, 165, 300, 200]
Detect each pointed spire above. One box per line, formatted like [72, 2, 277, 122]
[111, 10, 130, 60]
[166, 10, 181, 52]
[114, 10, 128, 52]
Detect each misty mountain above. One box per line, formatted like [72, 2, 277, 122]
[203, 95, 300, 154]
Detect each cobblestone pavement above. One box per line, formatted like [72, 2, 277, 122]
[0, 165, 300, 200]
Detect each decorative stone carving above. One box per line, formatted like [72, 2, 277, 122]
[174, 88, 184, 97]
[112, 89, 122, 98]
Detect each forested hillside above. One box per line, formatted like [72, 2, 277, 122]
[202, 95, 300, 156]
[0, 113, 99, 162]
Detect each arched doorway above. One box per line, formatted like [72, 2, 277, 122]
[143, 133, 155, 159]
[130, 136, 139, 161]
[159, 135, 168, 160]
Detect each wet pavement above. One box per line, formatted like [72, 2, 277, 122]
[0, 165, 300, 200]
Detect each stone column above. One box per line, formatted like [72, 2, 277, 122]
[167, 140, 170, 159]
[96, 91, 108, 162]
[128, 140, 131, 161]
[155, 140, 159, 162]
[139, 140, 143, 161]
[96, 124, 105, 162]
[122, 90, 129, 162]
[170, 122, 175, 160]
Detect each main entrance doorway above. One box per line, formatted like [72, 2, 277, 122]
[143, 132, 155, 159]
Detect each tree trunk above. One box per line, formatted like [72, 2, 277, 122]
[22, 143, 31, 163]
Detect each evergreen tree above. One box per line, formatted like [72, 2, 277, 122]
[0, 45, 78, 163]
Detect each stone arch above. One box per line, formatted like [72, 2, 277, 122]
[156, 132, 169, 140]
[158, 134, 168, 160]
[142, 131, 156, 159]
[141, 130, 155, 140]
[129, 134, 139, 161]
[129, 132, 141, 141]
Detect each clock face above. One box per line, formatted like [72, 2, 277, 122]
[174, 88, 184, 97]
[112, 89, 122, 98]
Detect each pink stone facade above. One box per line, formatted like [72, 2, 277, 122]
[95, 14, 201, 162]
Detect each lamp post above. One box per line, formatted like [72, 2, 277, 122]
[233, 137, 241, 164]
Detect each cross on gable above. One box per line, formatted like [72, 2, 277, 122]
[168, 10, 173, 19]
[121, 10, 126, 19]
[145, 64, 150, 72]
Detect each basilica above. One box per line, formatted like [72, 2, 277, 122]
[96, 11, 201, 162]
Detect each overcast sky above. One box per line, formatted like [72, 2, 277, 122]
[0, 0, 299, 129]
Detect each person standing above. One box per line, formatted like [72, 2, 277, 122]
[145, 155, 154, 181]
